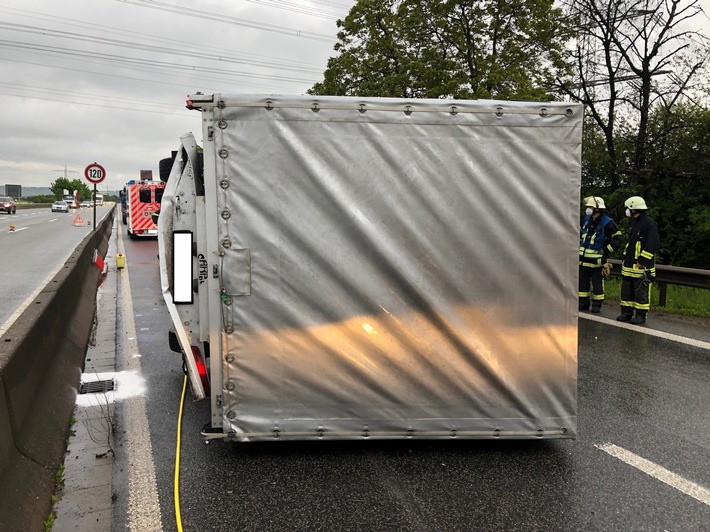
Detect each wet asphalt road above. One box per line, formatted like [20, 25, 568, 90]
[0, 205, 112, 333]
[112, 235, 709, 531]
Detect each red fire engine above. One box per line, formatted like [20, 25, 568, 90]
[123, 180, 165, 239]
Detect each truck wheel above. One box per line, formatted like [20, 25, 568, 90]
[159, 152, 177, 182]
[128, 230, 136, 240]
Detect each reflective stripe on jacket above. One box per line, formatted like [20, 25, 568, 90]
[579, 213, 621, 268]
[621, 212, 660, 278]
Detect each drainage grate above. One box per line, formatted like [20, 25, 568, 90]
[79, 379, 115, 394]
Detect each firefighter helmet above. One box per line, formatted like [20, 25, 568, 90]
[624, 196, 648, 210]
[583, 196, 605, 209]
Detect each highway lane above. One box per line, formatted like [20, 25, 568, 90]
[112, 235, 710, 531]
[0, 205, 113, 335]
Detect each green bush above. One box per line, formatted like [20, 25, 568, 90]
[604, 277, 710, 318]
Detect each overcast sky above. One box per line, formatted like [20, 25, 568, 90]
[0, 0, 354, 192]
[1, 0, 708, 193]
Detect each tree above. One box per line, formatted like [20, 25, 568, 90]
[558, 0, 709, 189]
[50, 178, 91, 201]
[310, 0, 574, 100]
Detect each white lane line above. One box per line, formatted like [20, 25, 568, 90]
[48, 218, 58, 223]
[117, 219, 165, 531]
[8, 226, 28, 232]
[581, 313, 710, 351]
[595, 443, 710, 506]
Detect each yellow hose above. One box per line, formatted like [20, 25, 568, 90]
[174, 375, 187, 532]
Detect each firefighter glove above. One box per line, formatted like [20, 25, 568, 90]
[602, 262, 612, 278]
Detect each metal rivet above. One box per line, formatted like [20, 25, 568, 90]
[537, 428, 544, 438]
[493, 428, 501, 438]
[217, 99, 226, 109]
[225, 354, 235, 363]
[219, 148, 228, 159]
[404, 105, 412, 116]
[540, 108, 548, 117]
[450, 105, 458, 115]
[317, 427, 324, 438]
[225, 381, 236, 391]
[221, 209, 231, 220]
[273, 429, 280, 438]
[406, 429, 414, 438]
[265, 100, 273, 110]
[358, 104, 366, 114]
[449, 429, 457, 438]
[312, 102, 320, 112]
[566, 108, 573, 117]
[226, 410, 236, 419]
[222, 238, 232, 249]
[495, 106, 503, 117]
[560, 427, 568, 434]
[362, 425, 370, 438]
[220, 179, 229, 189]
[227, 430, 237, 439]
[225, 325, 234, 334]
[218, 118, 228, 129]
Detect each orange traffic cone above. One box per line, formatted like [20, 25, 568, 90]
[9, 224, 15, 233]
[73, 213, 84, 227]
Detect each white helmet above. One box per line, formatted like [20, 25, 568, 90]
[583, 196, 605, 209]
[624, 196, 648, 210]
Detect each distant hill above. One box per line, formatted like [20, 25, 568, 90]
[1, 185, 52, 197]
[1, 185, 119, 198]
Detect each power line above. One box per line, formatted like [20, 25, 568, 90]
[0, 6, 329, 72]
[115, 0, 335, 41]
[0, 41, 318, 84]
[0, 21, 325, 75]
[0, 56, 303, 93]
[244, 0, 344, 20]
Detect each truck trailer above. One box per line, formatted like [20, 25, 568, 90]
[158, 94, 582, 442]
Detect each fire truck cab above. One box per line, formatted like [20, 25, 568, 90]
[124, 180, 165, 239]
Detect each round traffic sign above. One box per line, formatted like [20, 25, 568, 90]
[84, 162, 106, 184]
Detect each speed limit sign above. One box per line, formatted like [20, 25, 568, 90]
[84, 162, 106, 184]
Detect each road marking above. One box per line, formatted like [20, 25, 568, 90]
[8, 226, 28, 232]
[117, 220, 165, 532]
[581, 313, 710, 351]
[48, 218, 58, 222]
[595, 443, 710, 507]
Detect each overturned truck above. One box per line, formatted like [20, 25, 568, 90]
[158, 94, 582, 442]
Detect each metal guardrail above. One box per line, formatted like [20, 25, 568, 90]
[608, 259, 710, 306]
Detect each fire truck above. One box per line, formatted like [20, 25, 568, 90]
[122, 179, 165, 238]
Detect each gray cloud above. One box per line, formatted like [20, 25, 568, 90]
[0, 0, 351, 192]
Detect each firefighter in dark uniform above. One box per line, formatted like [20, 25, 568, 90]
[579, 196, 622, 313]
[616, 196, 660, 325]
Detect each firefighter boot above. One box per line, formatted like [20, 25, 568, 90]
[591, 301, 602, 313]
[630, 311, 647, 325]
[579, 298, 590, 312]
[616, 310, 633, 322]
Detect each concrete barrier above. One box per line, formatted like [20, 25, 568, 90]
[0, 207, 115, 531]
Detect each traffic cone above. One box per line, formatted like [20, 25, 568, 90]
[73, 213, 84, 227]
[9, 224, 15, 233]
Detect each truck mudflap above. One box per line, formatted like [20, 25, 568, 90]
[158, 134, 206, 401]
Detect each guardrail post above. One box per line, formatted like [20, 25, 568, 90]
[658, 282, 667, 307]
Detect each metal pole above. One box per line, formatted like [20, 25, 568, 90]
[93, 183, 97, 231]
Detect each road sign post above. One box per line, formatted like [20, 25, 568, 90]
[84, 163, 106, 231]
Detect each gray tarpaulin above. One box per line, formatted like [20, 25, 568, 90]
[208, 95, 581, 440]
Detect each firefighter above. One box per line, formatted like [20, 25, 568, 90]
[579, 196, 621, 313]
[616, 196, 660, 325]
